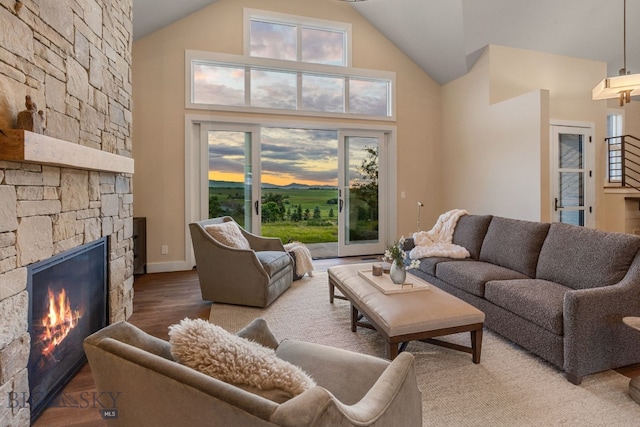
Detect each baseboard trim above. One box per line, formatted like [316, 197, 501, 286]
[146, 261, 192, 273]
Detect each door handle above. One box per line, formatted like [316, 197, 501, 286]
[254, 200, 259, 215]
[554, 198, 564, 211]
[339, 199, 343, 213]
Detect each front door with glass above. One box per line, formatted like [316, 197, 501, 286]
[551, 125, 594, 227]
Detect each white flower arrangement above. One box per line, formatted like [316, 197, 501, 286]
[384, 236, 420, 269]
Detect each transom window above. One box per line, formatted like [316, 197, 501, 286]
[186, 10, 394, 120]
[187, 52, 394, 120]
[247, 9, 348, 66]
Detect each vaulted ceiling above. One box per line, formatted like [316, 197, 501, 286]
[132, 0, 640, 86]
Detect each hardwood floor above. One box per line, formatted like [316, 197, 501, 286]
[32, 258, 640, 426]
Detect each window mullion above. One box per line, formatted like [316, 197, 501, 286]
[245, 66, 251, 107]
[344, 76, 350, 114]
[297, 72, 303, 111]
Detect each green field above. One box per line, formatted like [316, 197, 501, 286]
[208, 186, 377, 244]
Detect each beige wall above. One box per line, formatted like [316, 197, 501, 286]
[442, 45, 608, 225]
[441, 49, 547, 221]
[133, 0, 441, 270]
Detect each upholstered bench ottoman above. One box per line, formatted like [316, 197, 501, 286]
[328, 263, 485, 361]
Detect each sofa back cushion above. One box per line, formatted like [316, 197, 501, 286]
[479, 217, 550, 277]
[452, 214, 493, 260]
[536, 223, 640, 289]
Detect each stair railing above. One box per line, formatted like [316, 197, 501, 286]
[607, 135, 640, 191]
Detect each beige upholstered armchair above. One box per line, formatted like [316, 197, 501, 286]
[84, 318, 423, 426]
[189, 217, 293, 307]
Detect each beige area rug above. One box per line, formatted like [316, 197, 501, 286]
[208, 272, 640, 426]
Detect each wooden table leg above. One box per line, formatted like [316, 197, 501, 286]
[388, 343, 399, 360]
[471, 327, 483, 364]
[329, 280, 335, 303]
[630, 376, 640, 404]
[350, 304, 358, 332]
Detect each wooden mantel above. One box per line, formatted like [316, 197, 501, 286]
[0, 129, 134, 174]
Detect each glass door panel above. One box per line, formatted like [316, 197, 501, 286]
[260, 128, 339, 257]
[207, 130, 255, 231]
[339, 132, 386, 256]
[556, 134, 585, 226]
[551, 125, 593, 227]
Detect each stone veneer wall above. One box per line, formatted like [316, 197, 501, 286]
[0, 0, 133, 425]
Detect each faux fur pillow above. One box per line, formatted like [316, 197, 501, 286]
[168, 318, 316, 399]
[204, 221, 251, 250]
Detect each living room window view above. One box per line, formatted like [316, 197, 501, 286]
[4, 1, 640, 426]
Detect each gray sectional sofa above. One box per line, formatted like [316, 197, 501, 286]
[406, 214, 640, 384]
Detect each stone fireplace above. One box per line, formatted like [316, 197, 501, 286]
[0, 0, 134, 425]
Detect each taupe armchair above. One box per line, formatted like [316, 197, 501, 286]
[84, 319, 423, 426]
[189, 217, 293, 307]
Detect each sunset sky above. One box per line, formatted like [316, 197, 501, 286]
[207, 128, 375, 188]
[208, 128, 339, 187]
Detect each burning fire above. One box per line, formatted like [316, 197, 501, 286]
[39, 287, 81, 358]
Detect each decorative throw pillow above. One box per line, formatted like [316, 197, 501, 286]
[168, 318, 316, 400]
[204, 221, 251, 250]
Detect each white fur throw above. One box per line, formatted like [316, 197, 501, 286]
[168, 318, 316, 398]
[410, 209, 470, 260]
[284, 241, 314, 277]
[204, 221, 251, 250]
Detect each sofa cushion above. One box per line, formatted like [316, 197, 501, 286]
[204, 221, 251, 250]
[452, 214, 493, 260]
[256, 251, 291, 277]
[168, 318, 316, 402]
[479, 217, 550, 277]
[536, 223, 640, 290]
[435, 260, 529, 297]
[484, 279, 568, 335]
[413, 256, 463, 276]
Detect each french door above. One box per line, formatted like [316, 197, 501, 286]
[199, 124, 389, 256]
[550, 124, 594, 227]
[338, 131, 387, 256]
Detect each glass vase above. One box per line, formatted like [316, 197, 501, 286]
[390, 262, 406, 284]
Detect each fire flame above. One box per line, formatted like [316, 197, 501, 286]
[39, 287, 81, 358]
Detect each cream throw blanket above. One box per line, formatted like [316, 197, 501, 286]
[284, 242, 314, 277]
[410, 209, 471, 260]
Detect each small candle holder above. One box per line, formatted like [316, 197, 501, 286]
[372, 264, 383, 276]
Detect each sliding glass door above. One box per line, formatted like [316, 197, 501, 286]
[201, 124, 259, 232]
[338, 131, 386, 256]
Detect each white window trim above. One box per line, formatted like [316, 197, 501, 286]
[185, 49, 396, 121]
[243, 8, 353, 67]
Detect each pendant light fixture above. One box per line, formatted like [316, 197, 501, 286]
[592, 0, 640, 106]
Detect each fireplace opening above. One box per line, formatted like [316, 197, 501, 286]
[27, 237, 108, 422]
